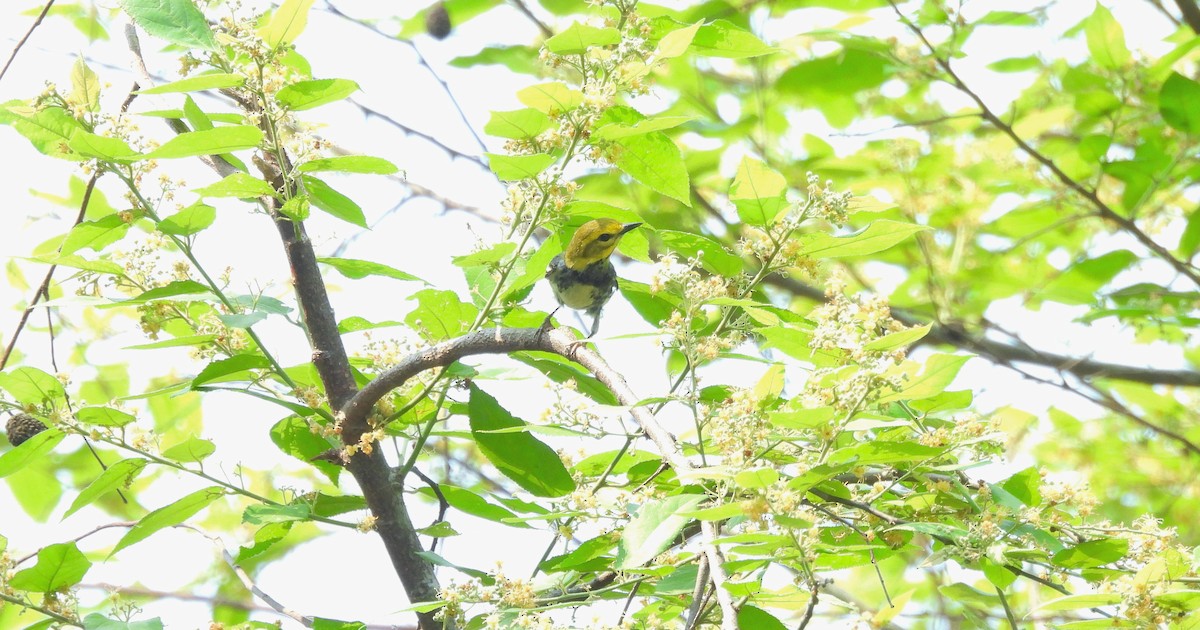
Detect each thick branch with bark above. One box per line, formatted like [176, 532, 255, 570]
[766, 274, 1200, 387]
[339, 326, 740, 629]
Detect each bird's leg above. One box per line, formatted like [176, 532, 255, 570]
[587, 310, 602, 339]
[565, 310, 601, 354]
[539, 306, 561, 335]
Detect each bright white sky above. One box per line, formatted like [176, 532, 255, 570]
[0, 1, 1184, 627]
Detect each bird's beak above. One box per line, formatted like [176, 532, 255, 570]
[619, 222, 642, 235]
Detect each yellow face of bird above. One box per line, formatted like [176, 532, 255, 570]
[564, 219, 641, 270]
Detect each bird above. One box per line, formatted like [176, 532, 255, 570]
[544, 218, 641, 338]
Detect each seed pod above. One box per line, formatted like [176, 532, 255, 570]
[6, 413, 47, 447]
[426, 2, 452, 40]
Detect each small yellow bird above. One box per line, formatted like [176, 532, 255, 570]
[545, 218, 641, 337]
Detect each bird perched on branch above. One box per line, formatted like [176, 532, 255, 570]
[545, 218, 641, 337]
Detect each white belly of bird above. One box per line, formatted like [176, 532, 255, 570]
[555, 282, 601, 310]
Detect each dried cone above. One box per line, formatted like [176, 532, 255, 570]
[6, 413, 47, 447]
[426, 2, 451, 40]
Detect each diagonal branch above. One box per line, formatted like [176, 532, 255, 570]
[0, 0, 55, 85]
[766, 274, 1200, 387]
[886, 0, 1200, 288]
[1174, 0, 1200, 33]
[125, 24, 445, 630]
[338, 326, 740, 629]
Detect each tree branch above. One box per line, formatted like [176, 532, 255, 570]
[0, 0, 55, 86]
[338, 326, 740, 629]
[1174, 0, 1200, 33]
[886, 0, 1200, 288]
[0, 174, 97, 371]
[125, 23, 445, 629]
[766, 274, 1200, 387]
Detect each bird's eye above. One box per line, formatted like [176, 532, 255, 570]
[597, 233, 613, 242]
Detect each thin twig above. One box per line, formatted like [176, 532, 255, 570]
[324, 2, 489, 152]
[887, 0, 1200, 287]
[0, 0, 56, 85]
[184, 525, 315, 627]
[507, 0, 553, 37]
[0, 174, 98, 371]
[797, 580, 820, 630]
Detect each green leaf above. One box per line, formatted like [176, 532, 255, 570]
[736, 605, 789, 630]
[181, 95, 212, 131]
[734, 467, 779, 489]
[467, 384, 575, 498]
[485, 152, 557, 180]
[545, 22, 621, 54]
[449, 45, 540, 74]
[770, 406, 835, 430]
[121, 0, 217, 50]
[278, 193, 312, 221]
[261, 0, 315, 46]
[145, 126, 263, 159]
[484, 108, 554, 139]
[799, 220, 931, 258]
[827, 441, 943, 466]
[592, 115, 694, 141]
[1001, 466, 1041, 507]
[1083, 3, 1129, 69]
[980, 556, 1017, 590]
[512, 352, 618, 405]
[1034, 592, 1122, 612]
[604, 113, 691, 204]
[656, 21, 701, 60]
[9, 106, 83, 159]
[876, 354, 970, 403]
[615, 494, 706, 569]
[83, 614, 165, 630]
[70, 58, 101, 112]
[137, 73, 244, 94]
[0, 429, 64, 478]
[729, 156, 788, 226]
[9, 542, 91, 592]
[237, 521, 294, 562]
[1160, 72, 1200, 134]
[270, 416, 340, 484]
[67, 130, 141, 162]
[158, 202, 216, 236]
[862, 324, 932, 352]
[516, 82, 583, 113]
[0, 366, 66, 404]
[301, 175, 367, 227]
[193, 172, 277, 198]
[337, 316, 403, 333]
[318, 257, 424, 282]
[276, 79, 359, 111]
[297, 156, 398, 174]
[1155, 590, 1200, 612]
[117, 279, 211, 305]
[1181, 208, 1200, 258]
[988, 56, 1043, 72]
[63, 458, 146, 519]
[691, 19, 775, 58]
[192, 354, 271, 388]
[437, 484, 527, 526]
[657, 230, 742, 276]
[161, 436, 216, 463]
[939, 582, 999, 609]
[243, 503, 312, 525]
[76, 406, 137, 427]
[1053, 538, 1129, 569]
[111, 486, 224, 556]
[60, 215, 130, 255]
[406, 289, 477, 340]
